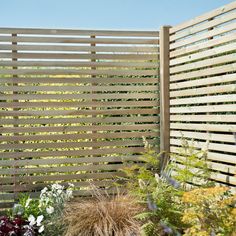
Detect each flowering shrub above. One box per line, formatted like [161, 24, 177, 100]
[182, 187, 236, 236]
[123, 138, 236, 236]
[5, 183, 74, 236]
[122, 142, 186, 235]
[0, 215, 37, 236]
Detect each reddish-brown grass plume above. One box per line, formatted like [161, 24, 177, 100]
[63, 188, 142, 236]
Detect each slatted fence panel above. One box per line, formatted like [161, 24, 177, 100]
[0, 28, 160, 208]
[169, 2, 236, 186]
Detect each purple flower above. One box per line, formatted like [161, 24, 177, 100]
[161, 172, 180, 189]
[147, 194, 158, 211]
[160, 221, 173, 234]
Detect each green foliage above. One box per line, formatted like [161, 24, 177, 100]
[182, 187, 236, 236]
[122, 137, 218, 235]
[18, 193, 40, 219]
[168, 138, 213, 190]
[122, 146, 161, 198]
[9, 183, 74, 235]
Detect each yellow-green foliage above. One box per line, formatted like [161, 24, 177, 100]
[182, 187, 236, 236]
[169, 138, 212, 190]
[122, 143, 161, 197]
[123, 138, 235, 236]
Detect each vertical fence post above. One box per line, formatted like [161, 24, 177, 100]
[90, 35, 97, 160]
[12, 33, 19, 201]
[160, 26, 171, 170]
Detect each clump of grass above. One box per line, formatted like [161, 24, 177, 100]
[63, 187, 143, 236]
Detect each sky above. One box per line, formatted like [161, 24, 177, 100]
[0, 0, 234, 30]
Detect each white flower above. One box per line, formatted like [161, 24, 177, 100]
[52, 183, 63, 190]
[41, 187, 48, 193]
[68, 183, 74, 188]
[57, 189, 63, 195]
[155, 173, 160, 183]
[38, 225, 45, 233]
[25, 198, 32, 208]
[138, 179, 146, 190]
[40, 187, 48, 197]
[36, 215, 44, 226]
[66, 189, 73, 198]
[28, 215, 36, 226]
[46, 206, 54, 214]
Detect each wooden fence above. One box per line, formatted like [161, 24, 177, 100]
[0, 28, 160, 208]
[1, 1, 236, 210]
[166, 1, 236, 186]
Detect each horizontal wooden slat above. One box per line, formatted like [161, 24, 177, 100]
[1, 179, 122, 192]
[0, 171, 127, 185]
[170, 33, 236, 58]
[170, 53, 236, 74]
[0, 180, 118, 192]
[0, 108, 158, 117]
[0, 202, 13, 209]
[0, 188, 125, 199]
[170, 84, 236, 97]
[170, 42, 236, 66]
[208, 152, 236, 164]
[0, 28, 159, 37]
[0, 139, 157, 152]
[204, 162, 235, 175]
[170, 130, 236, 143]
[0, 92, 158, 100]
[170, 155, 236, 174]
[0, 130, 158, 143]
[0, 146, 149, 159]
[170, 11, 236, 41]
[0, 155, 143, 168]
[170, 1, 236, 34]
[0, 44, 159, 53]
[0, 52, 158, 61]
[170, 163, 236, 185]
[170, 138, 236, 154]
[210, 172, 236, 185]
[0, 100, 158, 108]
[0, 36, 159, 44]
[0, 187, 127, 200]
[170, 146, 236, 164]
[0, 60, 158, 68]
[170, 104, 236, 114]
[170, 63, 236, 82]
[170, 123, 236, 132]
[170, 94, 236, 105]
[170, 73, 236, 90]
[0, 76, 158, 84]
[0, 163, 140, 175]
[171, 139, 235, 154]
[171, 22, 236, 50]
[0, 85, 158, 93]
[0, 115, 159, 125]
[0, 69, 157, 77]
[0, 123, 157, 134]
[170, 115, 236, 123]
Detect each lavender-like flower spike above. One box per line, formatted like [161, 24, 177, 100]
[160, 221, 173, 234]
[147, 194, 157, 211]
[161, 172, 181, 189]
